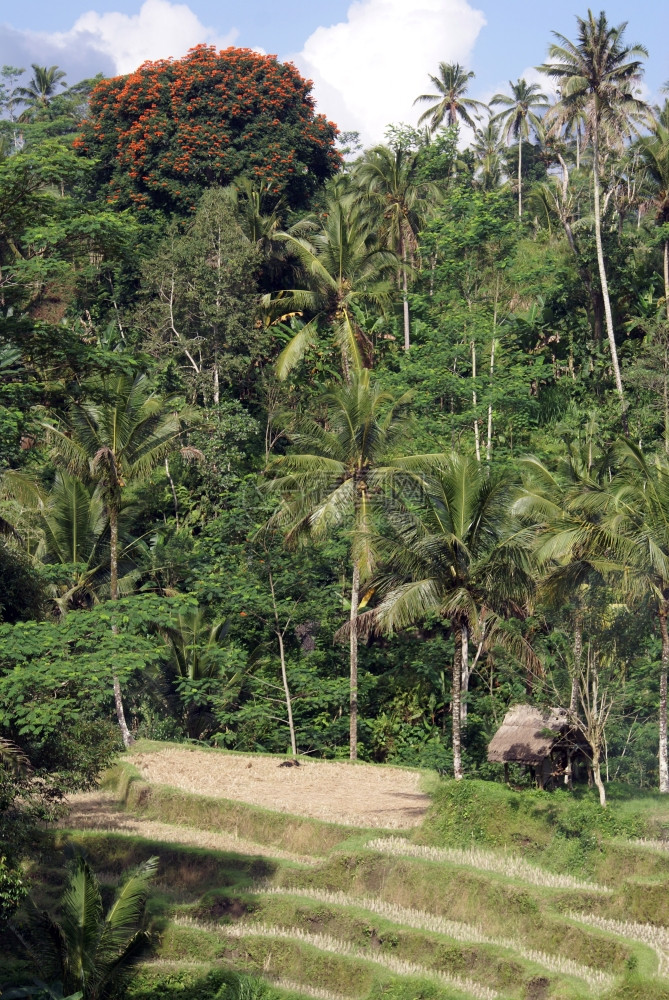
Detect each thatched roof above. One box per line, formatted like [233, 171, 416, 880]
[487, 705, 572, 765]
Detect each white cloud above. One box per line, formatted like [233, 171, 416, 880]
[63, 0, 237, 74]
[1, 1, 237, 81]
[294, 0, 486, 144]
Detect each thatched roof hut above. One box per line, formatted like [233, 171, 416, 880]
[487, 704, 575, 766]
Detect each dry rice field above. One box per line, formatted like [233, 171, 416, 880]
[128, 748, 430, 828]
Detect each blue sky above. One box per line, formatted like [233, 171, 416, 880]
[3, 1, 667, 141]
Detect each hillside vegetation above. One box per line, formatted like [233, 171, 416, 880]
[2, 10, 669, 1000]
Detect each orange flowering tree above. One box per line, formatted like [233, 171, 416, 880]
[75, 45, 340, 214]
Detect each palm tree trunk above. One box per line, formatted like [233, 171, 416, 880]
[401, 239, 410, 351]
[349, 560, 360, 760]
[460, 624, 469, 724]
[517, 138, 522, 218]
[452, 623, 464, 780]
[109, 505, 134, 749]
[659, 600, 669, 793]
[110, 505, 119, 603]
[664, 345, 669, 456]
[165, 457, 179, 527]
[592, 130, 628, 433]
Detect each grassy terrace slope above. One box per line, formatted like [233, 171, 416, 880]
[6, 741, 669, 1000]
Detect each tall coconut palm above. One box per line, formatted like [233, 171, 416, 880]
[264, 198, 397, 380]
[414, 62, 487, 131]
[264, 370, 440, 760]
[377, 456, 535, 779]
[34, 855, 157, 1000]
[515, 450, 614, 724]
[490, 79, 549, 217]
[635, 125, 669, 322]
[354, 145, 441, 350]
[43, 375, 196, 747]
[607, 443, 669, 793]
[15, 64, 66, 120]
[539, 10, 651, 430]
[471, 118, 505, 191]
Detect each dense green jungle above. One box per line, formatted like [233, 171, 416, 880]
[4, 11, 669, 1000]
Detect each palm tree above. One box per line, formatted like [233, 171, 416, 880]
[515, 450, 613, 724]
[377, 455, 534, 779]
[471, 119, 505, 191]
[490, 79, 549, 217]
[539, 10, 651, 430]
[43, 375, 196, 747]
[354, 145, 441, 350]
[264, 198, 397, 380]
[16, 64, 66, 120]
[414, 63, 487, 131]
[607, 443, 669, 793]
[223, 177, 286, 288]
[264, 370, 439, 759]
[3, 470, 109, 614]
[635, 125, 669, 322]
[34, 855, 157, 1000]
[160, 608, 242, 739]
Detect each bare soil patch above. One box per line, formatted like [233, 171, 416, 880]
[128, 749, 429, 828]
[59, 791, 314, 863]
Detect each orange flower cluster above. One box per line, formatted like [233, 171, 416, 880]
[76, 44, 340, 214]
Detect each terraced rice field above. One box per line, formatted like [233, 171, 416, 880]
[53, 744, 669, 1000]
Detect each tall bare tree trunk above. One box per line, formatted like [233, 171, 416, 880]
[565, 610, 582, 790]
[592, 745, 607, 807]
[349, 561, 360, 760]
[110, 505, 134, 749]
[659, 601, 669, 793]
[452, 623, 464, 780]
[471, 341, 481, 463]
[268, 566, 297, 756]
[571, 611, 582, 714]
[486, 346, 495, 464]
[277, 630, 297, 756]
[592, 130, 628, 433]
[517, 138, 523, 218]
[486, 286, 499, 465]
